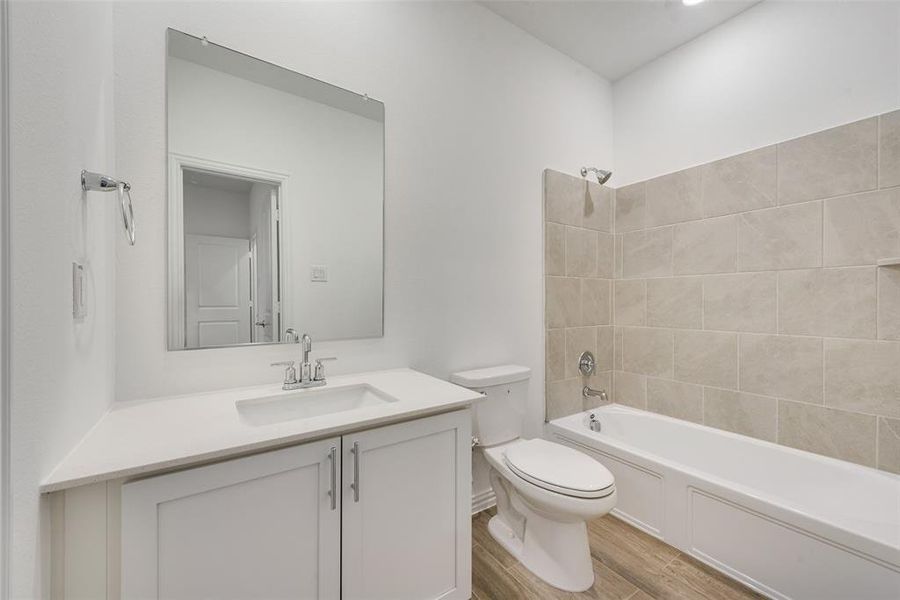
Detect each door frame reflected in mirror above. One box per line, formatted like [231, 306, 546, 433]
[167, 152, 289, 350]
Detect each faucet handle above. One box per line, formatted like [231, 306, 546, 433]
[313, 357, 337, 381]
[271, 360, 298, 385]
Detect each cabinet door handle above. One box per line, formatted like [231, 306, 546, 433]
[350, 441, 360, 502]
[327, 446, 337, 510]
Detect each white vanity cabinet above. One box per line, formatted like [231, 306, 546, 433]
[121, 438, 342, 600]
[118, 409, 470, 600]
[341, 410, 472, 600]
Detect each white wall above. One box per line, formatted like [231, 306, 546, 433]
[114, 0, 614, 463]
[613, 0, 900, 185]
[169, 57, 384, 341]
[0, 0, 8, 593]
[8, 1, 117, 597]
[183, 182, 251, 238]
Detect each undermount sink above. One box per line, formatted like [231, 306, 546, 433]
[236, 384, 399, 426]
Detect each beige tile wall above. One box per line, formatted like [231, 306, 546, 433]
[544, 169, 614, 420]
[544, 110, 900, 475]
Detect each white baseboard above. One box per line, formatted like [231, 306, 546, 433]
[471, 489, 496, 515]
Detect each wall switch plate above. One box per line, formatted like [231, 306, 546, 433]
[72, 262, 87, 320]
[310, 265, 328, 282]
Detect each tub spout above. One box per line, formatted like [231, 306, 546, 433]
[583, 386, 608, 404]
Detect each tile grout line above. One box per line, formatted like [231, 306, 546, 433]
[876, 115, 881, 189]
[620, 262, 887, 281]
[875, 415, 880, 469]
[819, 196, 825, 271]
[736, 208, 742, 274]
[617, 189, 866, 238]
[612, 323, 899, 345]
[642, 279, 647, 328]
[775, 271, 780, 336]
[700, 276, 706, 331]
[821, 330, 826, 408]
[775, 142, 781, 205]
[612, 368, 890, 420]
[775, 396, 780, 443]
[876, 265, 881, 340]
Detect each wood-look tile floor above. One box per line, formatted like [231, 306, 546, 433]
[471, 508, 764, 600]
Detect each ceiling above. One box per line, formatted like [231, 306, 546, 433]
[481, 0, 761, 81]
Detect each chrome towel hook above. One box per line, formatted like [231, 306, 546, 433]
[81, 169, 135, 245]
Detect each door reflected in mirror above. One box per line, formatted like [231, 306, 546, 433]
[166, 29, 384, 350]
[182, 169, 278, 347]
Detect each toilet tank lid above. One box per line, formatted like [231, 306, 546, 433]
[450, 365, 531, 388]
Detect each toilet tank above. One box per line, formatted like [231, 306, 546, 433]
[449, 365, 531, 446]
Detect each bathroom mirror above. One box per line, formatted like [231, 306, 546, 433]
[166, 29, 384, 350]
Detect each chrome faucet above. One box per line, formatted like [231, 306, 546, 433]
[579, 350, 609, 405]
[299, 333, 313, 383]
[272, 332, 336, 390]
[583, 386, 609, 404]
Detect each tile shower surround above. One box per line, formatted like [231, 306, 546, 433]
[545, 109, 900, 474]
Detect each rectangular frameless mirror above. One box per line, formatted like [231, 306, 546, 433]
[166, 29, 384, 350]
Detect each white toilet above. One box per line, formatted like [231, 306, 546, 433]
[450, 365, 616, 592]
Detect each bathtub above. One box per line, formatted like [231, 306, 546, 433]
[548, 405, 900, 600]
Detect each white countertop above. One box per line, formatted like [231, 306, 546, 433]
[42, 368, 480, 493]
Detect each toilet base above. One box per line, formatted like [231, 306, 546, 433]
[487, 512, 594, 592]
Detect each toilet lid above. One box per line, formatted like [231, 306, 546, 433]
[504, 439, 615, 499]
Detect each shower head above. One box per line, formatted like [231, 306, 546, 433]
[581, 167, 612, 185]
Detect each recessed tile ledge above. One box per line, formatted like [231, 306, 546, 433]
[876, 257, 900, 267]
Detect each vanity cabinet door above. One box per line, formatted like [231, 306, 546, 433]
[121, 439, 341, 600]
[341, 409, 472, 600]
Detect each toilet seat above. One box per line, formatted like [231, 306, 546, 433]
[503, 439, 615, 499]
